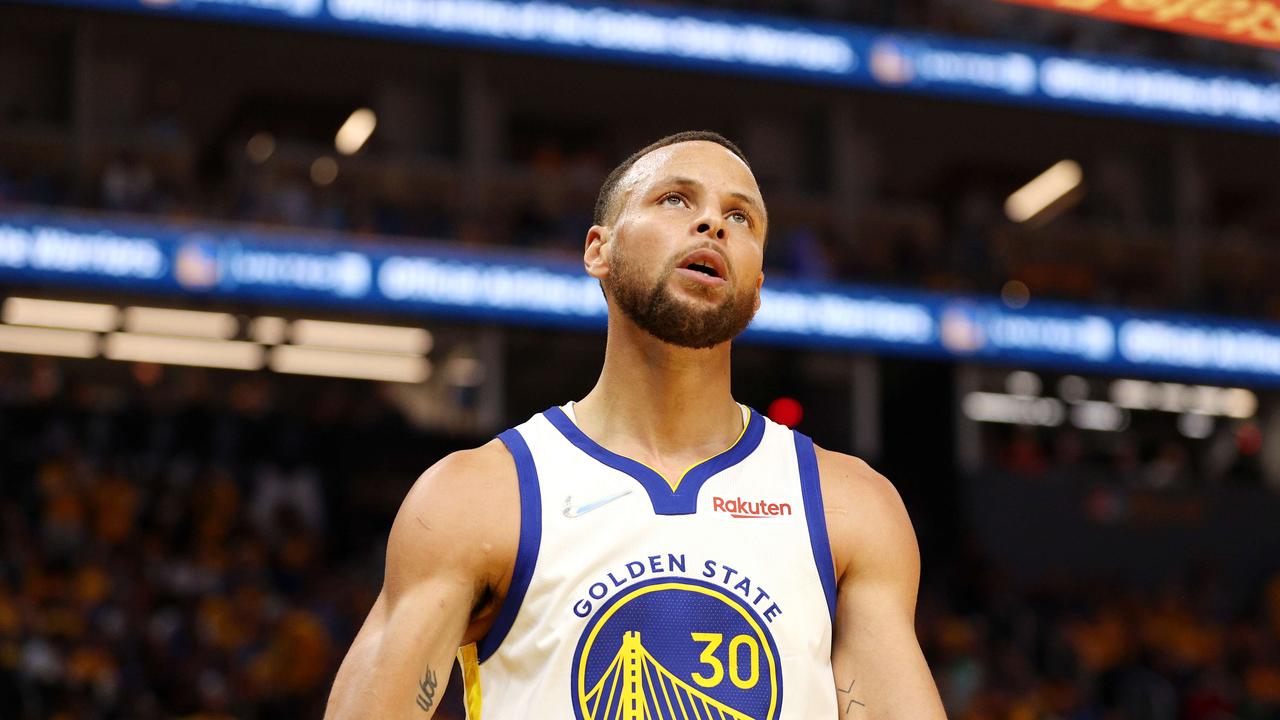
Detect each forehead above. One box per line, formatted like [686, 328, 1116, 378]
[622, 141, 762, 201]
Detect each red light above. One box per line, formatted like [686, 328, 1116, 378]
[768, 397, 804, 428]
[1237, 423, 1263, 456]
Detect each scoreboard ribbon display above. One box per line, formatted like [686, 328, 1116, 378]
[15, 0, 1280, 133]
[9, 209, 1280, 386]
[998, 0, 1280, 50]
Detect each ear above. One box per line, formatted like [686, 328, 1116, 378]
[753, 271, 764, 312]
[584, 225, 611, 281]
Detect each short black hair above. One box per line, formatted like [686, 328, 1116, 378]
[593, 130, 752, 226]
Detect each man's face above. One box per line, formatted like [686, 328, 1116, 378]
[595, 141, 767, 349]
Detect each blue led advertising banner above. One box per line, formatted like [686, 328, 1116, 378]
[5, 210, 1280, 387]
[15, 0, 1280, 133]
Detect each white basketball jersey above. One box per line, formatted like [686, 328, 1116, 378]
[458, 402, 839, 720]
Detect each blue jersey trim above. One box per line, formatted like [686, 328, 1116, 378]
[794, 431, 837, 622]
[478, 428, 543, 663]
[542, 405, 765, 516]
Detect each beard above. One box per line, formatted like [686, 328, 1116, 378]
[605, 242, 758, 349]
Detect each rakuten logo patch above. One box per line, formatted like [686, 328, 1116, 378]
[712, 496, 793, 519]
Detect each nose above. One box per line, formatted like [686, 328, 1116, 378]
[695, 219, 726, 241]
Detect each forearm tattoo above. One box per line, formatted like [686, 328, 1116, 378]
[415, 666, 439, 713]
[837, 677, 866, 715]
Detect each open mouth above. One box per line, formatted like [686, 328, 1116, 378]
[683, 262, 720, 279]
[677, 249, 727, 282]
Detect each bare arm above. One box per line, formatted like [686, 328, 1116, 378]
[817, 447, 946, 720]
[325, 440, 519, 720]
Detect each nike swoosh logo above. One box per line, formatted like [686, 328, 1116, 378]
[563, 489, 633, 518]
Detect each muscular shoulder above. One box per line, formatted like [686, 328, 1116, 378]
[812, 445, 919, 587]
[385, 439, 521, 605]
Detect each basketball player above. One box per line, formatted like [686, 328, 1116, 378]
[325, 131, 946, 719]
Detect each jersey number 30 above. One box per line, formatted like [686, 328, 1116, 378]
[689, 632, 760, 690]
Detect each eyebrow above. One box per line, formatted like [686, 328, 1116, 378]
[662, 176, 766, 219]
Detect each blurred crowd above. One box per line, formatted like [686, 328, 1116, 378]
[992, 424, 1269, 491]
[0, 358, 468, 719]
[1, 357, 1280, 719]
[923, 552, 1280, 720]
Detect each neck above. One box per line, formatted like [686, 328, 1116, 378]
[574, 313, 743, 458]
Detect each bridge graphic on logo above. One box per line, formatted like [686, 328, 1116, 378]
[582, 631, 755, 720]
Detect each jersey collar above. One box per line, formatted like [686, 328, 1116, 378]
[542, 405, 766, 516]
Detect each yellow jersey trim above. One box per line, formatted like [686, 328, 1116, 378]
[459, 642, 482, 720]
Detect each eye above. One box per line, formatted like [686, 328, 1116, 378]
[661, 193, 688, 208]
[728, 210, 751, 226]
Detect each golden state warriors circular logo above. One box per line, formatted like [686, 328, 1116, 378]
[571, 577, 782, 720]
